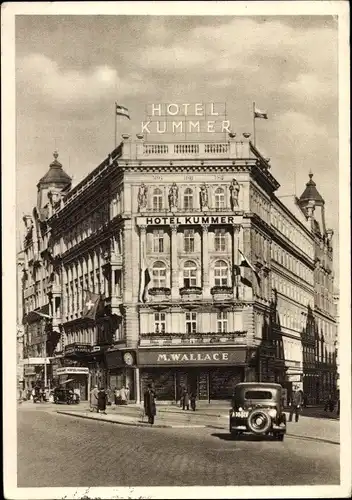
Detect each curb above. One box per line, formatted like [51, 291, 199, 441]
[56, 411, 206, 429]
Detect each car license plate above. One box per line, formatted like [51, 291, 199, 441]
[234, 411, 249, 418]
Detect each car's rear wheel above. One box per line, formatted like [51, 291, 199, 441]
[277, 433, 284, 441]
[247, 409, 272, 435]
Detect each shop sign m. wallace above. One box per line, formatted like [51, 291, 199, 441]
[138, 348, 246, 366]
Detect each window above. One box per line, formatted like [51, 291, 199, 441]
[184, 229, 195, 253]
[214, 260, 228, 286]
[152, 261, 167, 288]
[154, 312, 166, 334]
[183, 260, 197, 287]
[214, 228, 226, 251]
[152, 188, 163, 211]
[217, 311, 228, 333]
[184, 188, 194, 210]
[245, 390, 273, 400]
[215, 187, 225, 209]
[185, 312, 197, 334]
[153, 229, 164, 253]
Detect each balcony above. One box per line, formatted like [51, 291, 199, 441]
[147, 287, 171, 302]
[211, 286, 233, 300]
[179, 286, 202, 300]
[139, 331, 247, 347]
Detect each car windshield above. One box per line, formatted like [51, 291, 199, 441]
[244, 390, 273, 400]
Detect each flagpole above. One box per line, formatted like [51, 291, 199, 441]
[114, 102, 117, 148]
[253, 101, 256, 147]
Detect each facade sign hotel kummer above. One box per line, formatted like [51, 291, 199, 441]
[138, 216, 239, 226]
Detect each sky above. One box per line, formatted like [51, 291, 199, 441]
[15, 15, 339, 275]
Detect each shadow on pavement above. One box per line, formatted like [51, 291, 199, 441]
[211, 432, 277, 442]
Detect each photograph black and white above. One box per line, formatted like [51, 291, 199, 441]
[2, 2, 351, 499]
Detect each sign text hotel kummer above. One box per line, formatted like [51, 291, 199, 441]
[141, 102, 231, 134]
[137, 215, 238, 226]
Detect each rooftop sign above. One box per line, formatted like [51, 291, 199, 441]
[142, 102, 231, 136]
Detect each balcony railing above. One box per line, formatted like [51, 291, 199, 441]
[139, 331, 247, 346]
[179, 286, 202, 296]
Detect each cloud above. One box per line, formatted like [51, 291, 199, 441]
[16, 53, 147, 108]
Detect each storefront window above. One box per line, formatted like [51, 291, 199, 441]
[154, 313, 166, 334]
[214, 260, 228, 286]
[183, 260, 197, 287]
[184, 229, 195, 253]
[217, 311, 228, 333]
[185, 312, 197, 334]
[153, 229, 164, 253]
[152, 261, 167, 287]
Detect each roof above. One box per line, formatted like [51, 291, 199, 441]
[235, 382, 282, 390]
[276, 194, 311, 231]
[298, 172, 324, 204]
[38, 151, 71, 187]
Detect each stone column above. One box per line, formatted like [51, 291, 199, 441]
[202, 224, 210, 298]
[170, 224, 179, 299]
[232, 224, 240, 298]
[139, 225, 147, 301]
[135, 367, 141, 404]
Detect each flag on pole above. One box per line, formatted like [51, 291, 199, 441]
[139, 252, 151, 303]
[82, 291, 102, 320]
[115, 103, 130, 119]
[33, 310, 53, 320]
[254, 106, 268, 120]
[238, 249, 261, 287]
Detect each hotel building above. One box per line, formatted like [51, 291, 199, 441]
[20, 134, 338, 403]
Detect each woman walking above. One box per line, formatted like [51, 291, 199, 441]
[98, 387, 107, 415]
[90, 385, 99, 412]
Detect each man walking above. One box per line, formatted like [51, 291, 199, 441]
[289, 386, 303, 422]
[144, 384, 156, 425]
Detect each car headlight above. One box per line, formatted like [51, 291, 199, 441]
[268, 409, 277, 418]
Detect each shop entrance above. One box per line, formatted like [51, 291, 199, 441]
[176, 369, 209, 401]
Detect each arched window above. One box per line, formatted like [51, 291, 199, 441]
[215, 187, 225, 209]
[214, 260, 229, 286]
[183, 260, 197, 287]
[152, 261, 167, 288]
[153, 188, 163, 211]
[183, 188, 193, 210]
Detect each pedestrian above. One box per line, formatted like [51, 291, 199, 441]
[125, 386, 130, 403]
[114, 387, 120, 405]
[288, 386, 303, 422]
[90, 384, 99, 412]
[182, 388, 190, 411]
[324, 393, 335, 412]
[98, 387, 107, 414]
[144, 384, 156, 425]
[179, 385, 184, 409]
[190, 392, 196, 411]
[120, 385, 128, 405]
[44, 386, 50, 402]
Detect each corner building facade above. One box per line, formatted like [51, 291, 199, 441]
[20, 135, 338, 403]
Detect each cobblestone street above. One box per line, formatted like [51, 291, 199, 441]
[17, 405, 339, 487]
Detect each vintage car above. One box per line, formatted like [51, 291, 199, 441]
[229, 382, 287, 441]
[53, 387, 79, 405]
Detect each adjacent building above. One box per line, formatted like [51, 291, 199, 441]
[20, 133, 338, 403]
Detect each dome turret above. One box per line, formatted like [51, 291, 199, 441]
[37, 151, 71, 188]
[298, 172, 324, 205]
